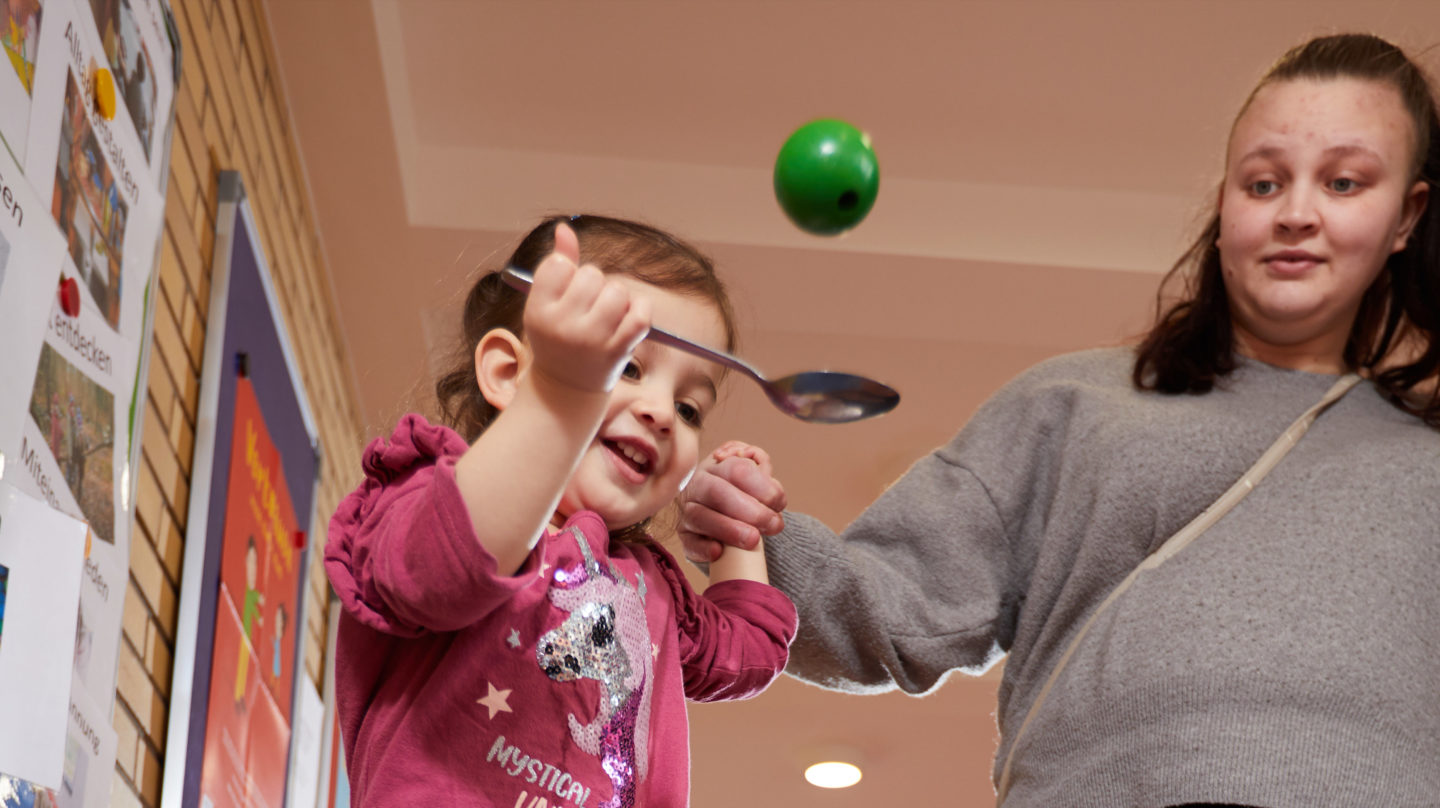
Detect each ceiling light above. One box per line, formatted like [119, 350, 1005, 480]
[804, 761, 862, 789]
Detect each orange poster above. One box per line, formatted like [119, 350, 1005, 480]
[199, 588, 290, 808]
[198, 376, 302, 807]
[217, 376, 301, 718]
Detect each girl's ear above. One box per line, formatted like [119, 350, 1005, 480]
[475, 328, 529, 411]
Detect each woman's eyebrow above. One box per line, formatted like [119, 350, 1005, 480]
[1237, 142, 1384, 164]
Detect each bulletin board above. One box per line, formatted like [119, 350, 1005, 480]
[0, 0, 178, 803]
[159, 171, 320, 808]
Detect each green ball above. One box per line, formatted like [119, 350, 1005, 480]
[773, 119, 879, 236]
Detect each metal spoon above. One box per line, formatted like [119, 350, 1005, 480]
[500, 267, 899, 423]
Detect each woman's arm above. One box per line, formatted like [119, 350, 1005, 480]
[676, 361, 1080, 693]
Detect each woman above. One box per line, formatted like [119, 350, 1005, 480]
[680, 33, 1440, 807]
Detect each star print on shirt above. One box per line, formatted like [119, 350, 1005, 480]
[651, 643, 659, 660]
[538, 560, 551, 578]
[507, 628, 521, 649]
[477, 682, 513, 720]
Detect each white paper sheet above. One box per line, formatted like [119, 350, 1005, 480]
[71, 509, 126, 711]
[287, 682, 326, 808]
[0, 481, 88, 790]
[9, 294, 136, 552]
[54, 676, 117, 808]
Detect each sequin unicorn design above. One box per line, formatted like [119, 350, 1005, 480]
[537, 528, 653, 807]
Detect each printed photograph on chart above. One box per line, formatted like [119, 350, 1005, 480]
[56, 731, 86, 808]
[54, 681, 117, 808]
[51, 71, 127, 330]
[0, 0, 41, 91]
[0, 0, 42, 160]
[88, 0, 156, 153]
[72, 598, 92, 676]
[0, 560, 8, 655]
[0, 777, 58, 808]
[26, 343, 115, 543]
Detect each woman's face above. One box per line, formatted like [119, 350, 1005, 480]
[1217, 77, 1428, 371]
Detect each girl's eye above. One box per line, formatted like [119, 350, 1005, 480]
[675, 401, 702, 427]
[620, 361, 641, 381]
[1330, 177, 1358, 193]
[1249, 180, 1278, 196]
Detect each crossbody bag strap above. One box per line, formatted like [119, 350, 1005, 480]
[995, 372, 1362, 802]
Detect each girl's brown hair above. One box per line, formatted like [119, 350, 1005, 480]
[434, 214, 737, 539]
[1133, 34, 1440, 426]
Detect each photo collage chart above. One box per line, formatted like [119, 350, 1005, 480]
[0, 0, 174, 805]
[0, 115, 89, 807]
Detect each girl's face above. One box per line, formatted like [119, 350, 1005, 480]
[554, 276, 727, 532]
[1217, 77, 1428, 371]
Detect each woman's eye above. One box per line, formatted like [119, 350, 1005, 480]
[1249, 180, 1278, 196]
[675, 401, 702, 427]
[1330, 177, 1358, 193]
[620, 361, 641, 380]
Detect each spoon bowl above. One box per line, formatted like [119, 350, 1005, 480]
[765, 370, 901, 424]
[501, 267, 900, 423]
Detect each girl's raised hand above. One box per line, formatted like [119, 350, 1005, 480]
[522, 223, 651, 394]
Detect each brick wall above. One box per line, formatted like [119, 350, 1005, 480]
[111, 0, 362, 805]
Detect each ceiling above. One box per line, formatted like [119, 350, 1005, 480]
[263, 2, 1440, 804]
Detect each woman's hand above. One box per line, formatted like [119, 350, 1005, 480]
[523, 223, 650, 394]
[679, 441, 788, 563]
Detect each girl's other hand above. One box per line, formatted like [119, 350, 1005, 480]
[679, 441, 787, 562]
[523, 223, 651, 394]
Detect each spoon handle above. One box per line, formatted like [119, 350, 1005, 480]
[499, 267, 766, 382]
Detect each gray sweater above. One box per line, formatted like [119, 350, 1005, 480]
[766, 347, 1440, 807]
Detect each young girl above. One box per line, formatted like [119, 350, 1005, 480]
[325, 214, 797, 807]
[682, 33, 1440, 807]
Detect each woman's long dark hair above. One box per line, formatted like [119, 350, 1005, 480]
[1133, 34, 1440, 427]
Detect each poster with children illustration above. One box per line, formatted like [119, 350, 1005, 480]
[197, 587, 289, 808]
[216, 375, 302, 721]
[160, 174, 318, 808]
